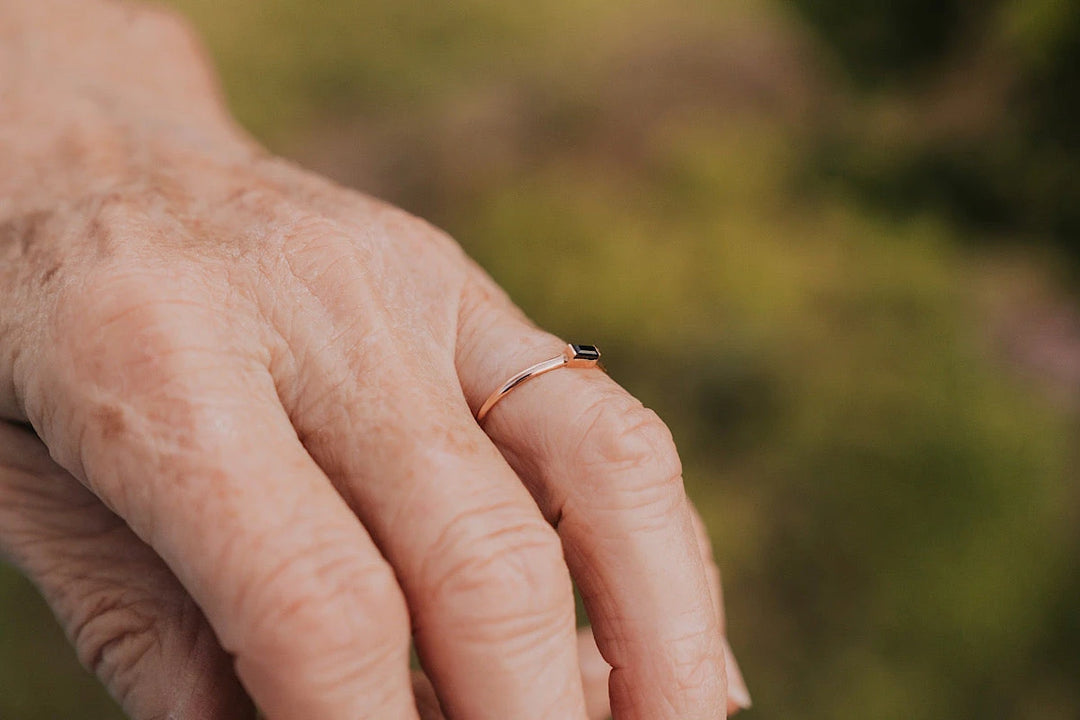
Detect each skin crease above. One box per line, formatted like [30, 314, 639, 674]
[0, 1, 752, 718]
[0, 422, 740, 720]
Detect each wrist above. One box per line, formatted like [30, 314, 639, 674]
[2, 0, 226, 118]
[0, 0, 250, 211]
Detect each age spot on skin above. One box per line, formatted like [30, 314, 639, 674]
[95, 405, 128, 442]
[0, 210, 51, 258]
[40, 261, 64, 285]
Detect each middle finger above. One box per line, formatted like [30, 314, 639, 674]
[267, 229, 589, 719]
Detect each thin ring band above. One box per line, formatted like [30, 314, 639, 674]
[475, 344, 602, 423]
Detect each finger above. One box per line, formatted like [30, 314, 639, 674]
[574, 509, 752, 719]
[410, 624, 735, 720]
[406, 629, 613, 720]
[0, 421, 253, 720]
[273, 275, 588, 717]
[457, 289, 727, 719]
[689, 506, 726, 629]
[412, 671, 445, 720]
[289, 372, 588, 720]
[577, 626, 613, 720]
[689, 507, 752, 712]
[29, 290, 420, 720]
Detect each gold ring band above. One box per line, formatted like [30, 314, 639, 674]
[475, 344, 602, 423]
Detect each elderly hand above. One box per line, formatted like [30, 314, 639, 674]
[0, 2, 749, 718]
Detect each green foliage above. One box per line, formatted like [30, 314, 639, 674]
[789, 0, 982, 83]
[2, 1, 1076, 718]
[793, 0, 1080, 257]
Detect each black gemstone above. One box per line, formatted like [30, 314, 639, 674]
[570, 344, 601, 361]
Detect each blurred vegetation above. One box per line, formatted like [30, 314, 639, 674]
[796, 0, 1080, 254]
[2, 0, 1078, 718]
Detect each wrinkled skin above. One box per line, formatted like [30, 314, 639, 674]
[0, 1, 749, 718]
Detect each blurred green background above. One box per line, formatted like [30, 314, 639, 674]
[3, 0, 1079, 717]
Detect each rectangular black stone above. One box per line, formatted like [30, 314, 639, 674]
[570, 344, 601, 361]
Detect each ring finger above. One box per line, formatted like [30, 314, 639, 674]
[457, 282, 729, 719]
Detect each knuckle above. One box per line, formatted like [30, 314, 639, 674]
[81, 191, 144, 259]
[54, 270, 196, 368]
[283, 211, 364, 253]
[231, 538, 409, 666]
[575, 395, 685, 496]
[424, 510, 572, 636]
[373, 204, 435, 238]
[284, 213, 352, 254]
[382, 210, 469, 277]
[658, 631, 726, 715]
[63, 271, 159, 343]
[230, 542, 411, 704]
[392, 210, 465, 256]
[278, 215, 378, 297]
[68, 586, 161, 701]
[21, 193, 141, 323]
[47, 268, 248, 436]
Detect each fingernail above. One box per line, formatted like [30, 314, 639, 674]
[723, 636, 752, 710]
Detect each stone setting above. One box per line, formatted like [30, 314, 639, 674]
[569, 344, 601, 361]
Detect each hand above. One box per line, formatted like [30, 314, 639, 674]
[0, 422, 748, 719]
[0, 2, 749, 718]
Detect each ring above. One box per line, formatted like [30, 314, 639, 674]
[475, 344, 603, 423]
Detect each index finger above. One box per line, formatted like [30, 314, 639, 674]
[30, 284, 420, 720]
